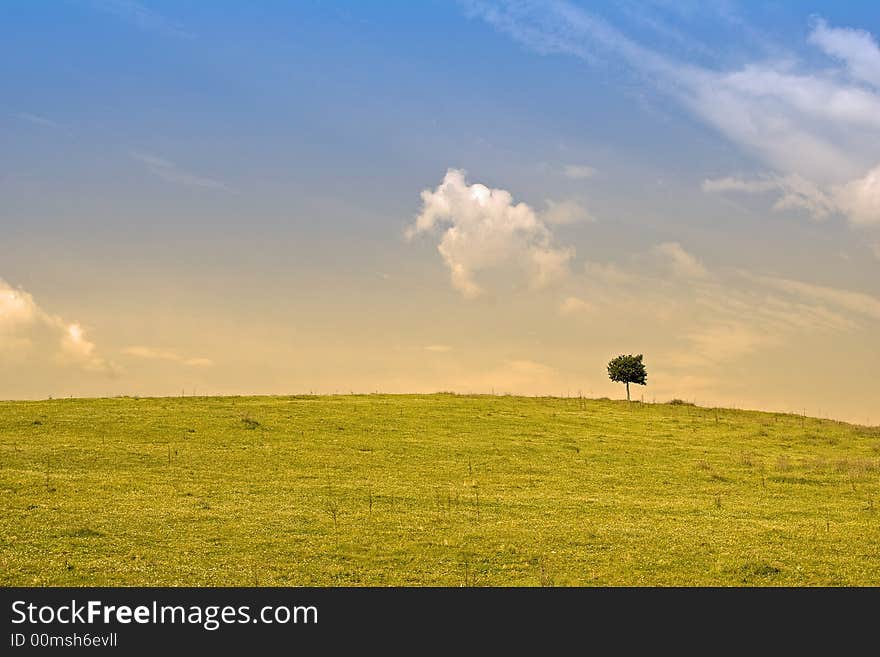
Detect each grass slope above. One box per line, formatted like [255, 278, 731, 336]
[1, 394, 878, 586]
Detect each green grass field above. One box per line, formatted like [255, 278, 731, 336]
[1, 394, 878, 586]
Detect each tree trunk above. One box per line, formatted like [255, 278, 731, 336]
[626, 381, 630, 401]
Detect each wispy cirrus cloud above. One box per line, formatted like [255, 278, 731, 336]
[466, 2, 880, 228]
[540, 198, 593, 225]
[743, 273, 880, 322]
[563, 164, 596, 179]
[675, 323, 774, 369]
[561, 240, 878, 379]
[87, 0, 195, 39]
[808, 17, 880, 89]
[123, 345, 213, 367]
[703, 166, 880, 225]
[558, 296, 592, 315]
[583, 260, 635, 286]
[14, 113, 61, 129]
[701, 174, 838, 220]
[654, 242, 708, 279]
[131, 152, 228, 191]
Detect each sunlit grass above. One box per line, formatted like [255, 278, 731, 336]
[1, 394, 878, 586]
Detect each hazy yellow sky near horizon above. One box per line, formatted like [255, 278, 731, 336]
[1, 2, 879, 425]
[2, 188, 878, 425]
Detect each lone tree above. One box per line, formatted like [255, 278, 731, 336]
[607, 354, 647, 401]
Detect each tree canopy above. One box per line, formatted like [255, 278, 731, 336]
[607, 354, 647, 401]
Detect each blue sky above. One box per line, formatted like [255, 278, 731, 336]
[2, 1, 879, 423]
[4, 2, 877, 252]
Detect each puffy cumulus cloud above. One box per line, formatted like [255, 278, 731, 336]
[123, 345, 213, 367]
[407, 169, 575, 298]
[0, 284, 38, 331]
[0, 278, 116, 374]
[654, 242, 708, 279]
[61, 323, 100, 368]
[0, 284, 40, 355]
[469, 3, 880, 229]
[540, 199, 593, 225]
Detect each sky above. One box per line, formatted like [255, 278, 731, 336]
[1, 0, 879, 424]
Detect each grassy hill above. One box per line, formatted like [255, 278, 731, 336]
[1, 394, 878, 586]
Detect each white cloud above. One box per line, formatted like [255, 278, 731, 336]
[559, 296, 592, 315]
[529, 246, 574, 287]
[772, 175, 839, 218]
[61, 323, 102, 370]
[834, 164, 880, 226]
[424, 344, 452, 353]
[583, 260, 635, 285]
[407, 168, 574, 298]
[563, 164, 596, 179]
[89, 0, 195, 39]
[0, 278, 116, 374]
[566, 240, 880, 376]
[59, 323, 116, 373]
[14, 112, 60, 129]
[123, 346, 177, 360]
[131, 152, 227, 190]
[469, 3, 880, 228]
[0, 284, 39, 331]
[809, 18, 880, 89]
[703, 173, 838, 220]
[701, 177, 779, 194]
[541, 199, 593, 225]
[679, 50, 880, 189]
[704, 167, 880, 225]
[654, 242, 708, 278]
[747, 274, 880, 322]
[123, 345, 213, 366]
[677, 323, 774, 367]
[183, 357, 213, 367]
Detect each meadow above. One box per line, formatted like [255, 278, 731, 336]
[1, 394, 878, 586]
